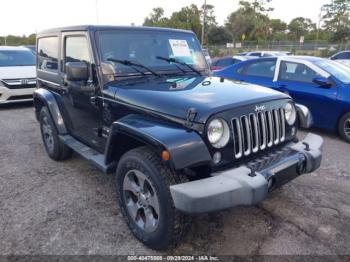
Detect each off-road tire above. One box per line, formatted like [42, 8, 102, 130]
[39, 106, 72, 160]
[338, 112, 350, 143]
[116, 146, 191, 250]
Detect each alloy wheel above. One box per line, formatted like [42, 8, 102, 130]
[344, 118, 350, 139]
[123, 169, 160, 233]
[42, 116, 54, 152]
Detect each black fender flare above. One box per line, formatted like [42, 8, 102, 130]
[105, 114, 212, 170]
[33, 88, 68, 134]
[295, 103, 313, 129]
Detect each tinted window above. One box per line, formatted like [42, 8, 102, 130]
[280, 61, 320, 83]
[250, 52, 261, 57]
[245, 60, 276, 77]
[336, 52, 350, 59]
[37, 37, 59, 72]
[65, 36, 91, 69]
[262, 53, 273, 57]
[0, 50, 35, 67]
[216, 58, 234, 67]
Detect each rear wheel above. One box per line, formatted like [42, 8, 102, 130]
[338, 112, 350, 143]
[116, 147, 191, 250]
[39, 107, 72, 160]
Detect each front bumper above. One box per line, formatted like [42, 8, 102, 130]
[0, 86, 35, 104]
[170, 133, 323, 214]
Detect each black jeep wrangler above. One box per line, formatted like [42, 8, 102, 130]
[34, 26, 323, 249]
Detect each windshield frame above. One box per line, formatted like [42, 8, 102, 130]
[95, 29, 208, 77]
[0, 49, 36, 67]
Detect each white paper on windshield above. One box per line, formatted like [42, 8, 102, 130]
[169, 39, 191, 57]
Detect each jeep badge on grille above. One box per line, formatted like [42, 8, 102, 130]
[255, 105, 266, 112]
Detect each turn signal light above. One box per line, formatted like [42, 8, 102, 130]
[161, 150, 170, 161]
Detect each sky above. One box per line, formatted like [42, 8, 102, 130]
[0, 0, 331, 36]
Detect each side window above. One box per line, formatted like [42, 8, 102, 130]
[280, 61, 320, 83]
[64, 36, 91, 72]
[37, 37, 59, 72]
[245, 61, 276, 78]
[250, 52, 261, 57]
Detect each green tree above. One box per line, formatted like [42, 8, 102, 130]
[270, 19, 287, 33]
[0, 34, 36, 46]
[288, 17, 316, 40]
[225, 0, 272, 41]
[207, 26, 232, 45]
[168, 4, 202, 37]
[143, 5, 203, 38]
[143, 7, 170, 27]
[322, 0, 350, 41]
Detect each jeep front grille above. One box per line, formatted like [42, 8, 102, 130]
[232, 108, 286, 159]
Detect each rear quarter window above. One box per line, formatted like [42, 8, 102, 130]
[245, 61, 276, 78]
[37, 36, 59, 73]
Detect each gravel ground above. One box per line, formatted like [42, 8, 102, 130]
[0, 103, 350, 256]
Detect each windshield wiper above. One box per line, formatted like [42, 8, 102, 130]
[156, 56, 201, 75]
[107, 58, 160, 77]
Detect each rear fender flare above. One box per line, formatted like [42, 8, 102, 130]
[33, 88, 67, 134]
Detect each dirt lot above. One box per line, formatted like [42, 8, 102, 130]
[1, 103, 350, 256]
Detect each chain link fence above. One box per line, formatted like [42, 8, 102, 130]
[207, 40, 350, 58]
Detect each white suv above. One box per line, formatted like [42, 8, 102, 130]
[0, 46, 36, 104]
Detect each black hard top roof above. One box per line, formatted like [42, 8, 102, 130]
[38, 25, 193, 35]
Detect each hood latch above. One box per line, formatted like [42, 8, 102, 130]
[185, 108, 197, 128]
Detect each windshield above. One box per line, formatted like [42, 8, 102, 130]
[0, 50, 35, 67]
[315, 60, 350, 84]
[98, 30, 207, 75]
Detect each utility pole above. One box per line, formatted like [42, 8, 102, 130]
[201, 0, 207, 46]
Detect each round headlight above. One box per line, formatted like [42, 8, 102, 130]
[207, 118, 230, 148]
[284, 102, 296, 125]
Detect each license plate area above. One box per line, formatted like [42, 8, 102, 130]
[270, 163, 300, 190]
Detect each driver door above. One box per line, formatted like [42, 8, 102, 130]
[60, 32, 106, 152]
[277, 60, 338, 128]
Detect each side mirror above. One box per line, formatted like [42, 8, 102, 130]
[330, 56, 337, 60]
[66, 62, 89, 81]
[312, 76, 332, 87]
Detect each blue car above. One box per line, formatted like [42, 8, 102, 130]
[214, 56, 350, 142]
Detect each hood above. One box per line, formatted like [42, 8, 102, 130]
[109, 76, 289, 123]
[0, 66, 36, 79]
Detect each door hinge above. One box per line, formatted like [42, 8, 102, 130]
[185, 108, 197, 127]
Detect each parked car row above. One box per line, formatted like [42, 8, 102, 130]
[330, 50, 350, 67]
[210, 51, 294, 71]
[214, 55, 350, 143]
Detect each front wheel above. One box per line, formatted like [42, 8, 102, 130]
[116, 147, 191, 250]
[338, 112, 350, 143]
